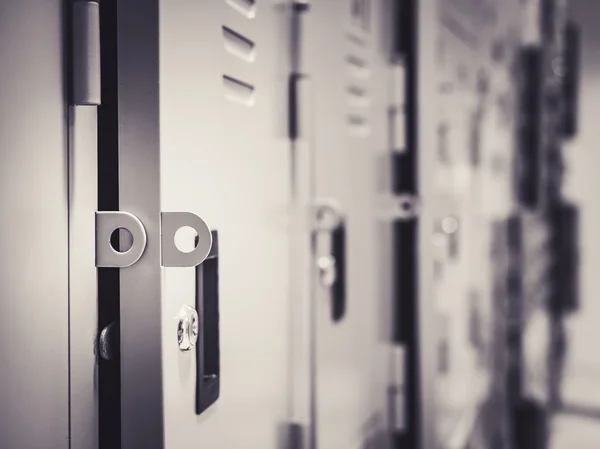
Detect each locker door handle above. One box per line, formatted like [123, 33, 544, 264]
[194, 230, 220, 415]
[314, 201, 347, 323]
[330, 223, 346, 322]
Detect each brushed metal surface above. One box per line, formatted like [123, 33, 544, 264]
[117, 0, 164, 447]
[0, 1, 69, 448]
[159, 0, 294, 445]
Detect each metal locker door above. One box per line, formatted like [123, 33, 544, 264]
[299, 1, 392, 447]
[0, 2, 69, 448]
[115, 1, 296, 448]
[0, 1, 99, 449]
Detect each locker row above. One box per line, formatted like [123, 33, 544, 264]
[0, 1, 580, 449]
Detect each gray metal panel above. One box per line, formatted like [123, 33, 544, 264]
[117, 0, 164, 448]
[159, 2, 294, 448]
[116, 0, 296, 448]
[0, 1, 69, 448]
[68, 106, 99, 449]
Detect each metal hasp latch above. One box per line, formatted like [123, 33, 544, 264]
[95, 211, 148, 268]
[160, 212, 213, 267]
[71, 1, 101, 106]
[377, 193, 420, 222]
[312, 199, 347, 322]
[95, 211, 213, 269]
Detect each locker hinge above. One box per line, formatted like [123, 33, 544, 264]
[292, 0, 310, 12]
[393, 0, 416, 60]
[389, 343, 407, 434]
[71, 1, 101, 106]
[282, 422, 306, 449]
[377, 194, 420, 221]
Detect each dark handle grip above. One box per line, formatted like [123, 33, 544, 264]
[331, 222, 346, 322]
[195, 230, 220, 415]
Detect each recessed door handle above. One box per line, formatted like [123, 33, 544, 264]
[195, 230, 220, 415]
[330, 222, 346, 322]
[314, 200, 347, 323]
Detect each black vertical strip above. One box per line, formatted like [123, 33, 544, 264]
[392, 1, 419, 448]
[289, 2, 309, 141]
[195, 231, 221, 415]
[517, 48, 543, 210]
[506, 216, 523, 419]
[393, 223, 417, 344]
[288, 73, 301, 141]
[562, 21, 580, 139]
[331, 224, 347, 322]
[393, 151, 416, 193]
[392, 0, 417, 193]
[392, 221, 418, 449]
[98, 0, 121, 448]
[549, 202, 579, 314]
[541, 0, 556, 41]
[394, 0, 413, 59]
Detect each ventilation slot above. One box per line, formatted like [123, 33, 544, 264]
[346, 55, 370, 79]
[347, 85, 370, 108]
[347, 114, 371, 137]
[225, 0, 256, 18]
[346, 33, 367, 47]
[222, 75, 255, 106]
[222, 27, 256, 62]
[439, 2, 480, 50]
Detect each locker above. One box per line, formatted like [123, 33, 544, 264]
[0, 1, 70, 447]
[296, 1, 395, 448]
[1, 2, 581, 449]
[404, 1, 531, 448]
[1, 1, 398, 448]
[106, 1, 299, 448]
[0, 1, 99, 449]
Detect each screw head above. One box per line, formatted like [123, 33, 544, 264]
[177, 305, 199, 352]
